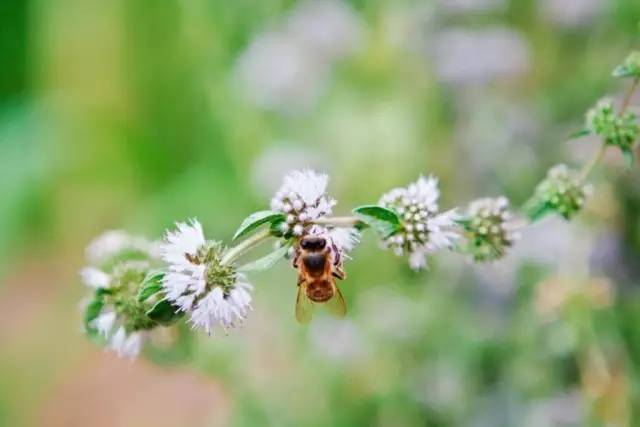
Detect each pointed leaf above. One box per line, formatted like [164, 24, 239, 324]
[612, 65, 635, 78]
[569, 129, 591, 139]
[353, 205, 401, 238]
[138, 270, 165, 302]
[84, 298, 104, 327]
[526, 201, 553, 222]
[238, 244, 291, 272]
[233, 211, 286, 241]
[146, 300, 183, 325]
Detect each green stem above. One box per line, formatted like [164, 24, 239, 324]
[313, 216, 362, 228]
[221, 228, 272, 266]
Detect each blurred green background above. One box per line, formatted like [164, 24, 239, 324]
[2, 0, 640, 426]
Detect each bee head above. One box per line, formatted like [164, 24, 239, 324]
[300, 235, 327, 251]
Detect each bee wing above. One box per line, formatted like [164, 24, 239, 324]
[324, 285, 347, 318]
[295, 282, 314, 324]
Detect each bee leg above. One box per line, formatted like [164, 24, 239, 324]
[292, 247, 301, 268]
[332, 244, 341, 266]
[297, 276, 305, 286]
[332, 266, 347, 281]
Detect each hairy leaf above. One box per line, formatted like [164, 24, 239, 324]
[353, 205, 401, 237]
[233, 211, 286, 241]
[146, 300, 183, 325]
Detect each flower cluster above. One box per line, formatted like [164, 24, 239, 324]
[80, 231, 161, 358]
[378, 176, 459, 270]
[160, 220, 253, 334]
[270, 169, 337, 237]
[460, 197, 519, 262]
[526, 164, 592, 221]
[586, 98, 639, 153]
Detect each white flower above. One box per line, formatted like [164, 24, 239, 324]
[430, 27, 530, 85]
[80, 267, 111, 289]
[189, 277, 253, 334]
[160, 220, 253, 334]
[93, 311, 117, 337]
[327, 227, 360, 254]
[379, 175, 460, 270]
[85, 230, 160, 265]
[110, 327, 145, 359]
[271, 169, 337, 235]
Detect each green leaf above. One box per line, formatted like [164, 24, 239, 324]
[353, 205, 401, 238]
[85, 298, 104, 325]
[612, 65, 636, 78]
[146, 300, 183, 326]
[569, 129, 591, 139]
[233, 211, 286, 241]
[238, 243, 291, 272]
[526, 201, 553, 222]
[622, 148, 635, 169]
[137, 270, 165, 302]
[84, 298, 104, 337]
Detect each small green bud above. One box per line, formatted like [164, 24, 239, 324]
[526, 164, 592, 221]
[461, 197, 517, 262]
[586, 98, 640, 152]
[612, 51, 640, 78]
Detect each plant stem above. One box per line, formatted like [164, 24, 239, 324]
[579, 142, 607, 181]
[313, 216, 362, 227]
[621, 77, 639, 113]
[578, 77, 639, 181]
[221, 228, 272, 266]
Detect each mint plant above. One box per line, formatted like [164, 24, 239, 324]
[80, 51, 640, 359]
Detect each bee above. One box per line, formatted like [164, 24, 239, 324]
[292, 233, 347, 323]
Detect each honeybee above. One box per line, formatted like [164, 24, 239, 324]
[292, 233, 347, 323]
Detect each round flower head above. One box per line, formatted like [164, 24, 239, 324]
[80, 261, 155, 359]
[527, 164, 592, 220]
[379, 175, 460, 270]
[161, 219, 253, 334]
[462, 196, 519, 262]
[586, 98, 639, 151]
[271, 169, 337, 237]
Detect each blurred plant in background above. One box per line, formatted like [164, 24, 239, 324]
[3, 0, 640, 427]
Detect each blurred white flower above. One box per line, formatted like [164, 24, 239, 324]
[540, 0, 602, 28]
[80, 267, 111, 289]
[286, 0, 363, 61]
[93, 311, 117, 337]
[309, 318, 365, 362]
[161, 219, 253, 334]
[234, 0, 363, 113]
[85, 230, 160, 265]
[438, 0, 505, 14]
[110, 327, 146, 359]
[379, 176, 460, 270]
[430, 27, 530, 85]
[235, 31, 328, 113]
[271, 169, 337, 236]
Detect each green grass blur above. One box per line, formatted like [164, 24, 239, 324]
[2, 0, 640, 426]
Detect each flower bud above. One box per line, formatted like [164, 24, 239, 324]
[461, 197, 517, 262]
[526, 164, 591, 221]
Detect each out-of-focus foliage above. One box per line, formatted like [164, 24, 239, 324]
[1, 0, 640, 426]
